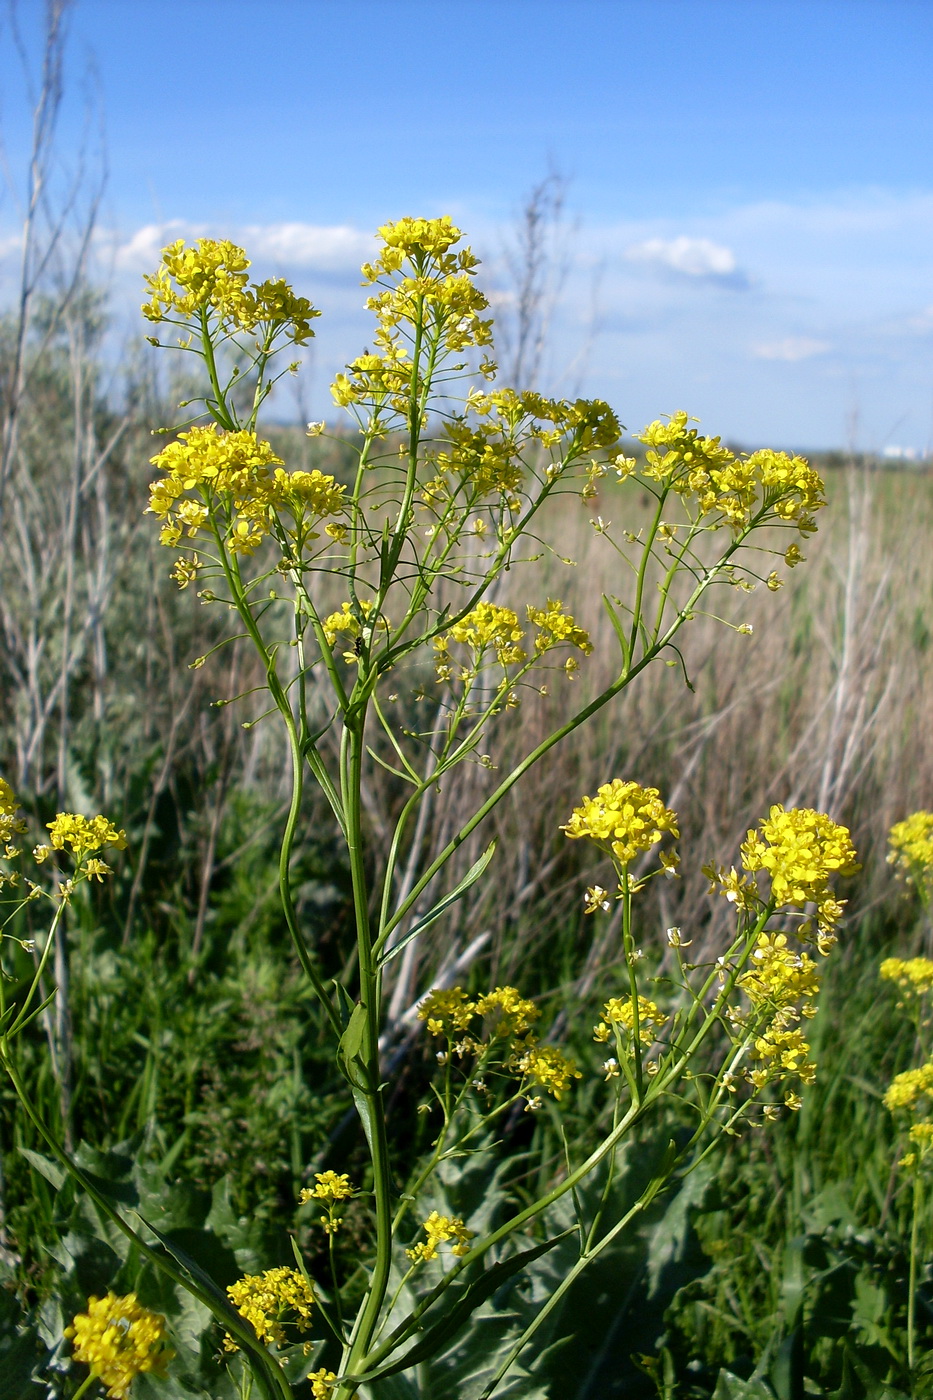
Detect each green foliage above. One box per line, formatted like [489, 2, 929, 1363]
[4, 213, 933, 1398]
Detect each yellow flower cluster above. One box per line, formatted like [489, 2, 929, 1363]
[143, 238, 320, 344]
[429, 393, 621, 506]
[333, 217, 492, 413]
[594, 995, 669, 1047]
[888, 811, 933, 899]
[309, 1369, 338, 1399]
[417, 985, 578, 1100]
[320, 600, 391, 662]
[751, 1025, 816, 1087]
[364, 217, 491, 345]
[884, 1060, 933, 1114]
[300, 1170, 355, 1204]
[736, 934, 821, 1090]
[637, 412, 826, 534]
[474, 986, 541, 1037]
[300, 1170, 356, 1235]
[331, 346, 413, 413]
[0, 777, 27, 851]
[47, 813, 127, 859]
[562, 780, 679, 867]
[902, 1121, 933, 1168]
[417, 986, 478, 1038]
[739, 933, 821, 1008]
[224, 1266, 315, 1352]
[432, 419, 525, 503]
[510, 1041, 582, 1098]
[406, 1209, 474, 1263]
[148, 425, 345, 558]
[65, 1292, 173, 1399]
[880, 956, 933, 996]
[527, 600, 593, 656]
[447, 603, 527, 666]
[741, 805, 859, 941]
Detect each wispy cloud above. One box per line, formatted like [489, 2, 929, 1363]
[240, 222, 372, 269]
[113, 220, 372, 274]
[113, 221, 200, 270]
[752, 337, 831, 362]
[624, 236, 745, 285]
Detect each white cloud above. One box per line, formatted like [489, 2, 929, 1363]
[114, 221, 198, 270]
[752, 336, 831, 362]
[625, 235, 738, 279]
[113, 220, 373, 274]
[240, 222, 372, 269]
[0, 231, 22, 261]
[883, 445, 923, 461]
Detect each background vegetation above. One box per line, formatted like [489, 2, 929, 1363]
[2, 7, 933, 1396]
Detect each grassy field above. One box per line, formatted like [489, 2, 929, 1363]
[3, 240, 933, 1395]
[2, 359, 933, 1397]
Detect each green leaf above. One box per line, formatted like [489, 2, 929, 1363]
[18, 1147, 66, 1191]
[139, 1218, 242, 1323]
[351, 1230, 574, 1384]
[337, 1000, 371, 1091]
[379, 842, 497, 969]
[713, 1368, 777, 1400]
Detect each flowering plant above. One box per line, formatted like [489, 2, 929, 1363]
[0, 219, 857, 1400]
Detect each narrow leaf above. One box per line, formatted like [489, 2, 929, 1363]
[379, 842, 497, 968]
[350, 1229, 573, 1383]
[19, 1148, 66, 1191]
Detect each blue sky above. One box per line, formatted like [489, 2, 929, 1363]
[2, 0, 932, 449]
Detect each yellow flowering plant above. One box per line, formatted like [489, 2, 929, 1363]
[0, 218, 858, 1400]
[879, 813, 933, 1370]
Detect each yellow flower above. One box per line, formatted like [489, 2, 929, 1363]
[753, 1025, 816, 1080]
[888, 812, 933, 899]
[321, 599, 389, 659]
[474, 986, 540, 1037]
[0, 777, 27, 849]
[740, 805, 859, 937]
[527, 599, 593, 656]
[739, 933, 820, 1009]
[310, 1369, 338, 1399]
[511, 1040, 582, 1098]
[171, 554, 200, 589]
[300, 1170, 356, 1204]
[406, 1210, 474, 1263]
[635, 413, 826, 534]
[47, 813, 127, 859]
[596, 995, 668, 1047]
[880, 956, 933, 996]
[562, 780, 679, 867]
[148, 426, 346, 561]
[448, 603, 527, 666]
[143, 237, 320, 344]
[65, 1292, 173, 1399]
[224, 1266, 315, 1352]
[885, 1061, 933, 1114]
[84, 858, 113, 882]
[417, 986, 477, 1037]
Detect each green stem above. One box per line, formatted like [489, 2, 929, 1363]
[199, 309, 237, 429]
[70, 1374, 97, 1400]
[215, 537, 343, 1031]
[621, 871, 643, 1100]
[909, 1166, 922, 1371]
[8, 896, 66, 1038]
[340, 719, 395, 1385]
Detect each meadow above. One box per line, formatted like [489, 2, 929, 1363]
[1, 216, 932, 1400]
